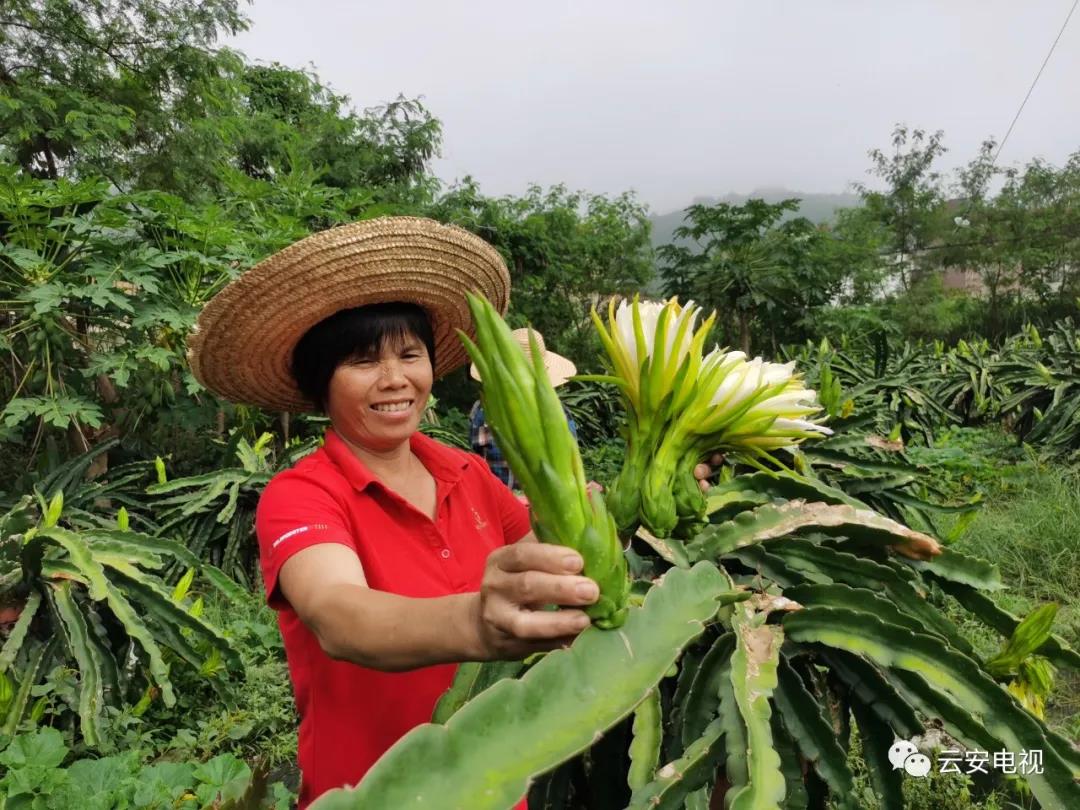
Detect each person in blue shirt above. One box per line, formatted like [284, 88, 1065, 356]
[469, 328, 578, 490]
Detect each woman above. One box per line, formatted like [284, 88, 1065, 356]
[187, 217, 597, 807]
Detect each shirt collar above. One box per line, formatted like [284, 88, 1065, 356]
[323, 429, 470, 493]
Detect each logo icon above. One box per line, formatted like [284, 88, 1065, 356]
[471, 508, 488, 531]
[888, 739, 931, 778]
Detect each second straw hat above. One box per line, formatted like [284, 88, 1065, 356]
[188, 217, 511, 412]
[470, 329, 577, 388]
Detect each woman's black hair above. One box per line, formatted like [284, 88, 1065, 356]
[291, 302, 436, 411]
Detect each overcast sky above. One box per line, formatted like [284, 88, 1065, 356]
[227, 1, 1080, 214]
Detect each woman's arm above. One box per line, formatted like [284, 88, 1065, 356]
[278, 540, 597, 672]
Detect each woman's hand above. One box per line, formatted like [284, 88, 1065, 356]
[471, 543, 598, 660]
[692, 452, 725, 492]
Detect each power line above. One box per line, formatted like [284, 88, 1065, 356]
[994, 0, 1079, 164]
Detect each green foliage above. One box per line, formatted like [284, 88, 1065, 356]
[429, 180, 654, 370]
[0, 727, 291, 809]
[312, 563, 739, 809]
[145, 432, 283, 584]
[659, 198, 841, 354]
[0, 461, 245, 750]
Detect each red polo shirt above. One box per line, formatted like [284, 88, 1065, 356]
[256, 429, 531, 808]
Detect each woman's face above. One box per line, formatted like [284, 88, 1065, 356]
[326, 333, 433, 452]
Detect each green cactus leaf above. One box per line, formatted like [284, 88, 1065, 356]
[46, 582, 106, 746]
[36, 528, 110, 600]
[726, 603, 785, 810]
[145, 468, 250, 495]
[784, 606, 1080, 809]
[311, 562, 732, 810]
[98, 575, 175, 706]
[929, 576, 1080, 669]
[772, 542, 974, 656]
[849, 697, 903, 810]
[887, 668, 1000, 753]
[815, 650, 922, 739]
[104, 564, 241, 675]
[706, 472, 862, 514]
[82, 529, 201, 569]
[902, 547, 1003, 591]
[432, 660, 526, 724]
[688, 500, 937, 562]
[724, 545, 811, 589]
[665, 639, 708, 763]
[772, 657, 856, 809]
[986, 603, 1059, 676]
[627, 718, 725, 810]
[1, 637, 57, 736]
[628, 688, 663, 792]
[0, 590, 41, 673]
[634, 526, 691, 568]
[771, 712, 809, 810]
[680, 634, 735, 749]
[200, 564, 250, 604]
[784, 583, 938, 643]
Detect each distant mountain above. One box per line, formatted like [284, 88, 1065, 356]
[649, 188, 861, 248]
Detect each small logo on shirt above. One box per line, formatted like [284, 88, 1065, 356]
[272, 524, 329, 550]
[471, 508, 488, 531]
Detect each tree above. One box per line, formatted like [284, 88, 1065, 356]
[658, 198, 837, 354]
[0, 0, 247, 184]
[429, 180, 654, 365]
[855, 125, 949, 291]
[1, 3, 443, 200]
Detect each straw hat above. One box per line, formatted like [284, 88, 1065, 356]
[187, 216, 511, 412]
[469, 329, 577, 388]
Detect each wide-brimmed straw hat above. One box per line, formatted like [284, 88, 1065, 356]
[469, 329, 577, 388]
[187, 216, 511, 412]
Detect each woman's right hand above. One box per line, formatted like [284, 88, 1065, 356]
[471, 543, 599, 660]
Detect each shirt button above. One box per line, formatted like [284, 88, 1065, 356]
[440, 548, 451, 559]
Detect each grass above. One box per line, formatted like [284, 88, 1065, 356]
[941, 453, 1080, 741]
[831, 427, 1080, 808]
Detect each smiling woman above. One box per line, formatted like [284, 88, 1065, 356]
[185, 217, 599, 809]
[292, 302, 436, 452]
